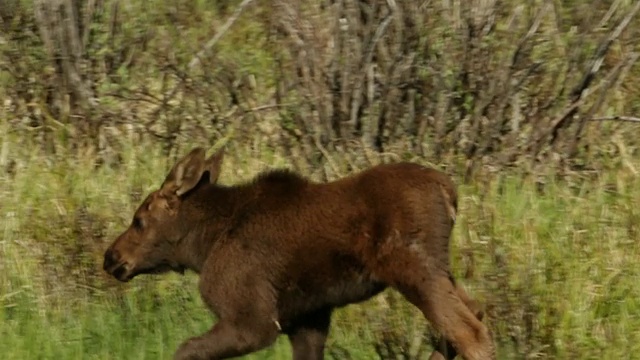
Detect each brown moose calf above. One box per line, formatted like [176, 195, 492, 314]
[103, 147, 495, 360]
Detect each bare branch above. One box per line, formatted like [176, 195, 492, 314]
[570, 0, 640, 102]
[350, 3, 395, 128]
[596, 0, 622, 29]
[569, 52, 640, 155]
[511, 2, 551, 67]
[82, 0, 97, 49]
[590, 116, 640, 123]
[152, 0, 255, 118]
[547, 1, 640, 147]
[187, 0, 255, 70]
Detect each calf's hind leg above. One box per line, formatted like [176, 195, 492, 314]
[428, 283, 486, 360]
[380, 258, 495, 360]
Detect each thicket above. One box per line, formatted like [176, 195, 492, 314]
[2, 0, 640, 174]
[1, 0, 640, 359]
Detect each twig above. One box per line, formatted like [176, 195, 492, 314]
[597, 0, 622, 29]
[549, 1, 640, 145]
[350, 4, 395, 125]
[187, 0, 255, 69]
[511, 2, 550, 67]
[242, 103, 293, 114]
[314, 137, 342, 178]
[590, 116, 640, 123]
[569, 52, 640, 155]
[153, 0, 255, 117]
[104, 91, 162, 105]
[570, 0, 640, 101]
[82, 0, 97, 49]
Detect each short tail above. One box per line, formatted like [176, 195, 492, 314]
[438, 183, 458, 224]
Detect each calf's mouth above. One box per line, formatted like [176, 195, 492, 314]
[111, 263, 133, 282]
[104, 261, 134, 282]
[103, 248, 135, 282]
[103, 249, 184, 282]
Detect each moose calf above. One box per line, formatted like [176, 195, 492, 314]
[103, 147, 495, 360]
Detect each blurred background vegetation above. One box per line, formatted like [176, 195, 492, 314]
[1, 0, 640, 359]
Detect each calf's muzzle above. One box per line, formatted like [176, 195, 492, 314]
[103, 247, 131, 282]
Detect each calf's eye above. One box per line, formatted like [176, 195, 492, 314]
[132, 217, 144, 231]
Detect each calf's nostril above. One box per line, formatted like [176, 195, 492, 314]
[103, 248, 121, 271]
[112, 263, 128, 281]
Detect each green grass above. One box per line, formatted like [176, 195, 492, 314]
[1, 134, 640, 359]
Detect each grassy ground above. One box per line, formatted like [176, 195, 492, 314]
[1, 132, 640, 359]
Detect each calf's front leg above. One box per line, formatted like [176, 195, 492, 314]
[173, 318, 279, 360]
[287, 308, 333, 360]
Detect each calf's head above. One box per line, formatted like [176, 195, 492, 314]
[103, 147, 224, 282]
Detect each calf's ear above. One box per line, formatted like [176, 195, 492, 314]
[204, 147, 225, 184]
[161, 147, 207, 197]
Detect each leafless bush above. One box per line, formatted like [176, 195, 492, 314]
[1, 0, 640, 172]
[266, 0, 640, 175]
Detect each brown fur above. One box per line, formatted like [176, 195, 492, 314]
[103, 147, 496, 360]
